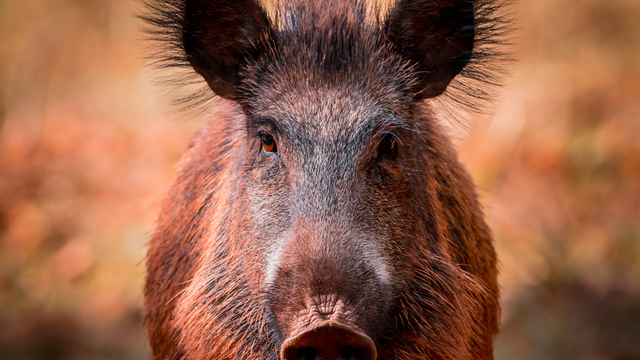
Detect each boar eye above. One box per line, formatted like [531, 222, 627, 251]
[261, 134, 277, 153]
[377, 133, 398, 159]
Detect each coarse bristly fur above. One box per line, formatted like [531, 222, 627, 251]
[140, 0, 511, 359]
[139, 0, 511, 116]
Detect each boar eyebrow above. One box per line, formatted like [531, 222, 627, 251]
[251, 116, 284, 134]
[366, 114, 406, 136]
[378, 114, 405, 127]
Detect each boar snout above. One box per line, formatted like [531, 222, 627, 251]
[266, 226, 392, 344]
[281, 322, 376, 360]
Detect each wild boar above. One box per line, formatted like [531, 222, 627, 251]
[141, 0, 509, 359]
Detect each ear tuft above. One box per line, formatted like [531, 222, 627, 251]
[384, 0, 476, 99]
[178, 0, 273, 100]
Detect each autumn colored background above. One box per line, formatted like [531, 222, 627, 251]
[1, 0, 639, 359]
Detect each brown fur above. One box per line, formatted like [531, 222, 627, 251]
[142, 0, 508, 359]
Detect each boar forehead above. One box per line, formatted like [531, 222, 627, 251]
[254, 86, 407, 155]
[245, 82, 413, 206]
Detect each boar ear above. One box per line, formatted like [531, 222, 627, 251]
[182, 0, 273, 100]
[384, 0, 476, 99]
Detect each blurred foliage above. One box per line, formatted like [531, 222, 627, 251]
[0, 0, 196, 358]
[0, 0, 639, 359]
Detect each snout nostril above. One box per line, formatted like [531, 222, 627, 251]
[281, 322, 376, 360]
[338, 345, 363, 360]
[297, 347, 318, 360]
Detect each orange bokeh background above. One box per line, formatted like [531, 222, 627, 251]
[1, 0, 639, 359]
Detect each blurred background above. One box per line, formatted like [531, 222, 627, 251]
[0, 0, 639, 359]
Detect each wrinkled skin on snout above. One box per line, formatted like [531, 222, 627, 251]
[143, 0, 504, 359]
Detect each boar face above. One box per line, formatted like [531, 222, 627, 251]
[142, 0, 507, 359]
